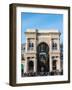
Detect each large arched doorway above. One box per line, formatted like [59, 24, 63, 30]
[37, 42, 49, 75]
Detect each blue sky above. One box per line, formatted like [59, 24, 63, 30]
[21, 12, 63, 44]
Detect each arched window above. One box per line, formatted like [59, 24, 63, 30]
[28, 42, 34, 50]
[52, 42, 57, 50]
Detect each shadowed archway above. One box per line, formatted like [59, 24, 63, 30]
[37, 42, 49, 75]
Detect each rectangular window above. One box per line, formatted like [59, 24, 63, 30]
[28, 42, 34, 50]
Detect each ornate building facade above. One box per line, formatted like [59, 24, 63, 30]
[21, 29, 62, 76]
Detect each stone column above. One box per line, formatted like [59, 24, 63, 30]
[34, 35, 37, 52]
[34, 57, 37, 73]
[24, 57, 28, 73]
[57, 38, 60, 51]
[49, 39, 52, 72]
[34, 40, 36, 51]
[49, 55, 52, 72]
[50, 39, 52, 52]
[57, 56, 61, 72]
